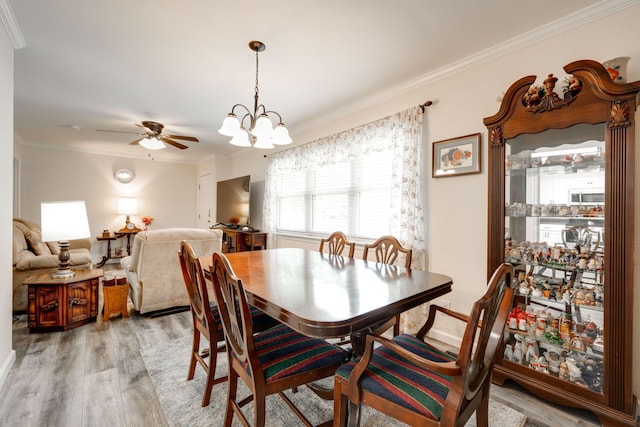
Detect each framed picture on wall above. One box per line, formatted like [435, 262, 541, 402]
[432, 133, 481, 178]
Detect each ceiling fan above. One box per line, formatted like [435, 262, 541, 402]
[97, 120, 199, 150]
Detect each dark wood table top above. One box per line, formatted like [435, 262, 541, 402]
[202, 248, 453, 338]
[23, 268, 104, 285]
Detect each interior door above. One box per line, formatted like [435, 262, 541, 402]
[197, 173, 213, 229]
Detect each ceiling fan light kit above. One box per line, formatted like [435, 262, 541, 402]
[218, 41, 292, 149]
[139, 136, 166, 150]
[97, 120, 199, 151]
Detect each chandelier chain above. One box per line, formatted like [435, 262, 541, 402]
[254, 48, 260, 98]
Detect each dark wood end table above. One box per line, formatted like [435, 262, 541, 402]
[24, 269, 103, 332]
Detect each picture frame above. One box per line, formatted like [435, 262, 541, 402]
[432, 133, 481, 178]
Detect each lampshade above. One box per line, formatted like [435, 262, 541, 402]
[41, 201, 91, 279]
[218, 114, 241, 137]
[41, 201, 91, 242]
[271, 123, 293, 145]
[139, 137, 166, 150]
[253, 136, 275, 149]
[229, 129, 252, 147]
[250, 115, 274, 138]
[118, 197, 138, 215]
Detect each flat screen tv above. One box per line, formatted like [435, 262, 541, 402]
[216, 175, 251, 226]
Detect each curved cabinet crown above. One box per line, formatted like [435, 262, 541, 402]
[484, 60, 640, 426]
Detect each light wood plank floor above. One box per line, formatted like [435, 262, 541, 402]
[1, 306, 604, 426]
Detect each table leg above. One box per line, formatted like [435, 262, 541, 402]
[96, 239, 113, 268]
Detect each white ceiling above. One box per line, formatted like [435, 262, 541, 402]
[8, 0, 626, 163]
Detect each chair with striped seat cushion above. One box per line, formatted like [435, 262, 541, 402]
[210, 251, 349, 427]
[178, 241, 277, 407]
[334, 263, 515, 427]
[336, 334, 456, 420]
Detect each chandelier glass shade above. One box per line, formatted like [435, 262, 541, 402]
[218, 41, 292, 149]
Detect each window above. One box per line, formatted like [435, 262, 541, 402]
[264, 106, 425, 266]
[274, 148, 394, 238]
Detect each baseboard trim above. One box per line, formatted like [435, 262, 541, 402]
[426, 328, 462, 350]
[145, 306, 190, 318]
[0, 348, 16, 391]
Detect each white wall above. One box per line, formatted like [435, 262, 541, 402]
[19, 146, 199, 263]
[0, 20, 16, 389]
[230, 4, 640, 402]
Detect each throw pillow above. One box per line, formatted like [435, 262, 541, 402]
[47, 241, 61, 255]
[25, 230, 52, 256]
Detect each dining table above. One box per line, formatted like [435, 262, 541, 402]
[201, 247, 453, 349]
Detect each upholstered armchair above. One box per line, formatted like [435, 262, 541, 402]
[120, 228, 223, 314]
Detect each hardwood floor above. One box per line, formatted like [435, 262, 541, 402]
[1, 301, 604, 426]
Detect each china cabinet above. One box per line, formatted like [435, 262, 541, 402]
[484, 60, 639, 426]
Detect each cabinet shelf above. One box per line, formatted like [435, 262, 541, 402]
[505, 213, 604, 220]
[505, 160, 604, 176]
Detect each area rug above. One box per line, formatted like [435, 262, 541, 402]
[141, 336, 527, 427]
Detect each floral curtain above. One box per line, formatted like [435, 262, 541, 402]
[263, 105, 427, 333]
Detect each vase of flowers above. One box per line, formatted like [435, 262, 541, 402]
[141, 216, 154, 231]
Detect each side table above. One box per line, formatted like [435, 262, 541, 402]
[96, 234, 117, 267]
[96, 230, 140, 267]
[24, 269, 103, 333]
[222, 229, 268, 253]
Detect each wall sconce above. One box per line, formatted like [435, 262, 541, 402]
[118, 197, 142, 232]
[114, 169, 135, 184]
[41, 201, 91, 278]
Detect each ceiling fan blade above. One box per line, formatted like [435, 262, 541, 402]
[97, 129, 144, 135]
[160, 137, 188, 150]
[129, 137, 146, 146]
[135, 123, 156, 135]
[166, 134, 199, 142]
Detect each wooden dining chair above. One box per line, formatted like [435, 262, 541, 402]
[178, 241, 277, 407]
[319, 231, 356, 258]
[561, 224, 601, 252]
[362, 235, 412, 336]
[334, 263, 515, 427]
[362, 235, 412, 269]
[210, 251, 350, 427]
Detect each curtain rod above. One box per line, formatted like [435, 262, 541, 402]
[420, 100, 433, 113]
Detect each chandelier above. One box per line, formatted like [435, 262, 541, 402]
[218, 41, 292, 149]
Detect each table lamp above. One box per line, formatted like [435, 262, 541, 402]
[118, 197, 142, 233]
[41, 201, 91, 279]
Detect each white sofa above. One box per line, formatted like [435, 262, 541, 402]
[120, 228, 223, 314]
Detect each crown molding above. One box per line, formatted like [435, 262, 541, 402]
[296, 0, 640, 134]
[0, 0, 27, 50]
[0, 0, 26, 49]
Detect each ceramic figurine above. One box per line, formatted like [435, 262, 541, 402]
[504, 343, 514, 361]
[513, 344, 522, 364]
[559, 361, 570, 381]
[525, 337, 537, 364]
[565, 357, 583, 382]
[603, 56, 630, 83]
[544, 346, 564, 374]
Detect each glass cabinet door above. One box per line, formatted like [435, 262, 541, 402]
[485, 60, 638, 426]
[502, 123, 605, 394]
